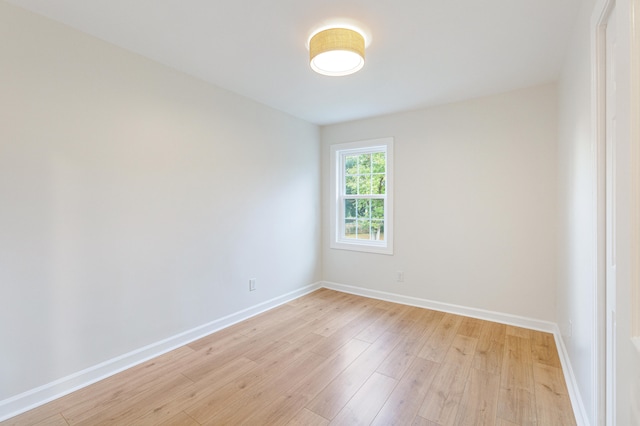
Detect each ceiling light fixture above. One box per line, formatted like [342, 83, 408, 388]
[309, 27, 366, 76]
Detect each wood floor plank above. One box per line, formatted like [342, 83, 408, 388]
[497, 387, 537, 426]
[312, 297, 381, 337]
[305, 331, 402, 420]
[284, 300, 333, 321]
[376, 336, 418, 380]
[285, 290, 340, 318]
[531, 331, 562, 368]
[239, 338, 370, 426]
[199, 351, 327, 425]
[355, 303, 411, 343]
[417, 335, 477, 425]
[186, 324, 245, 351]
[417, 313, 463, 362]
[130, 388, 201, 426]
[498, 332, 539, 426]
[182, 368, 263, 423]
[411, 310, 445, 344]
[455, 368, 500, 425]
[155, 411, 199, 426]
[310, 306, 385, 357]
[457, 317, 484, 339]
[506, 325, 531, 339]
[533, 363, 576, 425]
[71, 373, 194, 425]
[329, 372, 397, 426]
[32, 414, 69, 426]
[286, 408, 329, 426]
[444, 334, 478, 365]
[57, 346, 196, 424]
[3, 404, 67, 426]
[501, 334, 535, 392]
[184, 335, 324, 423]
[483, 321, 507, 343]
[123, 357, 258, 425]
[181, 334, 255, 380]
[495, 419, 519, 426]
[291, 339, 372, 400]
[183, 317, 321, 381]
[187, 326, 248, 355]
[2, 290, 576, 426]
[387, 305, 422, 335]
[239, 315, 321, 360]
[241, 337, 292, 362]
[232, 304, 301, 338]
[376, 307, 446, 380]
[403, 307, 442, 338]
[411, 416, 442, 426]
[472, 338, 505, 376]
[371, 357, 439, 426]
[472, 320, 506, 377]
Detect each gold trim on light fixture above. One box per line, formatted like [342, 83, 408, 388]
[309, 27, 365, 76]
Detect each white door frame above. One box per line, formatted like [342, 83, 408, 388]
[631, 0, 640, 419]
[631, 0, 640, 352]
[592, 0, 616, 424]
[593, 0, 640, 424]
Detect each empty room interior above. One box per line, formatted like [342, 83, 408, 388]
[1, 0, 639, 425]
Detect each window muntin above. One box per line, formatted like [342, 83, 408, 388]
[330, 138, 393, 254]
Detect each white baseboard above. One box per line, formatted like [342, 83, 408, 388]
[321, 281, 589, 426]
[552, 326, 590, 426]
[321, 281, 557, 333]
[0, 282, 322, 422]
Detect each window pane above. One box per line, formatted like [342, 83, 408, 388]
[356, 199, 370, 218]
[371, 199, 384, 219]
[345, 176, 357, 195]
[345, 155, 358, 174]
[358, 175, 372, 195]
[372, 220, 384, 241]
[358, 154, 371, 174]
[357, 219, 371, 240]
[344, 219, 356, 239]
[371, 174, 386, 194]
[345, 199, 356, 218]
[372, 152, 385, 173]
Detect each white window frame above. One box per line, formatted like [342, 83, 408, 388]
[330, 137, 394, 255]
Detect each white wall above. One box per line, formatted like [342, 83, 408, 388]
[322, 85, 559, 322]
[556, 0, 598, 423]
[0, 1, 321, 402]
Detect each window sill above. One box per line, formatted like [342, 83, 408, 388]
[330, 241, 393, 255]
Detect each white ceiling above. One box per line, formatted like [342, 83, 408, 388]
[6, 0, 582, 125]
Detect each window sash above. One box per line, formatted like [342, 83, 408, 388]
[338, 196, 387, 244]
[337, 147, 388, 246]
[330, 137, 393, 255]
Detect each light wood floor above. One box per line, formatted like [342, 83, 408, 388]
[3, 289, 576, 425]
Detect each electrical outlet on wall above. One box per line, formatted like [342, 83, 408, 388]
[561, 320, 573, 338]
[249, 278, 256, 291]
[396, 271, 404, 282]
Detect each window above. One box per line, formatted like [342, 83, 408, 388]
[330, 138, 393, 254]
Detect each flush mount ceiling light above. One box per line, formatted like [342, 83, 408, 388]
[309, 27, 366, 76]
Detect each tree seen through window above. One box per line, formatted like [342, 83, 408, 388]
[343, 152, 386, 240]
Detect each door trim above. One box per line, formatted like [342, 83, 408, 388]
[592, 0, 616, 423]
[631, 0, 640, 351]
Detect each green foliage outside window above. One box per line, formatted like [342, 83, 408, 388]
[343, 152, 386, 240]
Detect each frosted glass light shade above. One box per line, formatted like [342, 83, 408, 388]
[309, 28, 365, 76]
